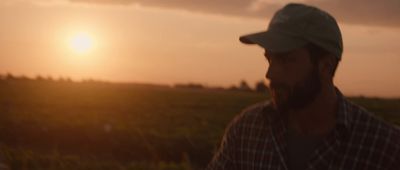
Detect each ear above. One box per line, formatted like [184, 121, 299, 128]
[318, 54, 336, 79]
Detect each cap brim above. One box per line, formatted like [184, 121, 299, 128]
[239, 30, 308, 53]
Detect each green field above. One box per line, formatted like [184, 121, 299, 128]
[0, 80, 399, 170]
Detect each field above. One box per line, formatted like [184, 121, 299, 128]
[0, 80, 399, 170]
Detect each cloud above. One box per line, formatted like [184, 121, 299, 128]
[67, 0, 400, 27]
[0, 0, 68, 6]
[310, 0, 400, 27]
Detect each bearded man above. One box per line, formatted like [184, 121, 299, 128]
[207, 3, 400, 170]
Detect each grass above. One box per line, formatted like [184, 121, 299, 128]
[0, 79, 398, 169]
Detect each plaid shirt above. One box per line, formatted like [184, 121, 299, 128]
[207, 91, 400, 170]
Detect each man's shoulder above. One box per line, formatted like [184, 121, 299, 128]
[341, 99, 400, 167]
[345, 99, 400, 144]
[346, 99, 399, 129]
[242, 100, 273, 115]
[229, 100, 274, 128]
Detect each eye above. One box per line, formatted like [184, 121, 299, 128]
[276, 53, 296, 64]
[264, 53, 271, 63]
[279, 56, 289, 63]
[264, 54, 268, 59]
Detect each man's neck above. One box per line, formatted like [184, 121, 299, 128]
[288, 86, 338, 137]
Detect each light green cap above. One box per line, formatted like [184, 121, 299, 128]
[240, 3, 343, 60]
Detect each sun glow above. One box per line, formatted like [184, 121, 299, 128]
[68, 32, 94, 54]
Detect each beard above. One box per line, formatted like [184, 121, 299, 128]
[269, 66, 322, 113]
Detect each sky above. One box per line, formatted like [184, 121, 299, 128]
[0, 0, 399, 97]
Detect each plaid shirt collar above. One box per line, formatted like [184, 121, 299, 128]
[265, 88, 351, 129]
[264, 88, 351, 169]
[207, 88, 400, 170]
[335, 89, 353, 130]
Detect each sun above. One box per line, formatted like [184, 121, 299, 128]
[68, 32, 94, 54]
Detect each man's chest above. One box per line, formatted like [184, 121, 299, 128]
[233, 127, 394, 170]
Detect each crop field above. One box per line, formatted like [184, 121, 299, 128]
[0, 80, 399, 170]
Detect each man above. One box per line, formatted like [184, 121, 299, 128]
[207, 3, 400, 170]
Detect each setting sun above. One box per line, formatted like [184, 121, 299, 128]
[68, 32, 94, 54]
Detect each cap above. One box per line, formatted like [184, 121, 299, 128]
[239, 3, 343, 60]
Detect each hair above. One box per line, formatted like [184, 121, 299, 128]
[305, 43, 339, 77]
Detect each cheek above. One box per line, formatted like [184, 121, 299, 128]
[267, 60, 315, 87]
[288, 63, 315, 82]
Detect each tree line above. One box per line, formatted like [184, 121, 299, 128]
[0, 73, 269, 93]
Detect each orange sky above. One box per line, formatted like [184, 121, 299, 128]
[0, 1, 399, 97]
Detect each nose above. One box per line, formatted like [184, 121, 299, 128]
[265, 67, 271, 80]
[266, 63, 277, 81]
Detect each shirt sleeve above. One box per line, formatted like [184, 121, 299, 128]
[206, 118, 239, 170]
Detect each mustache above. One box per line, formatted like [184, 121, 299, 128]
[269, 82, 290, 90]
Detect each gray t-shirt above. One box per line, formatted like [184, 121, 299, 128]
[287, 127, 324, 170]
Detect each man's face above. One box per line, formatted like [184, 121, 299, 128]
[265, 47, 321, 113]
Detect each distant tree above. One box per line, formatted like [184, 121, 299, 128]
[58, 76, 73, 83]
[35, 75, 44, 81]
[210, 87, 225, 91]
[255, 80, 268, 93]
[174, 83, 204, 89]
[5, 73, 15, 80]
[239, 80, 252, 91]
[65, 77, 72, 82]
[228, 85, 238, 91]
[18, 75, 31, 81]
[58, 77, 66, 82]
[45, 76, 54, 81]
